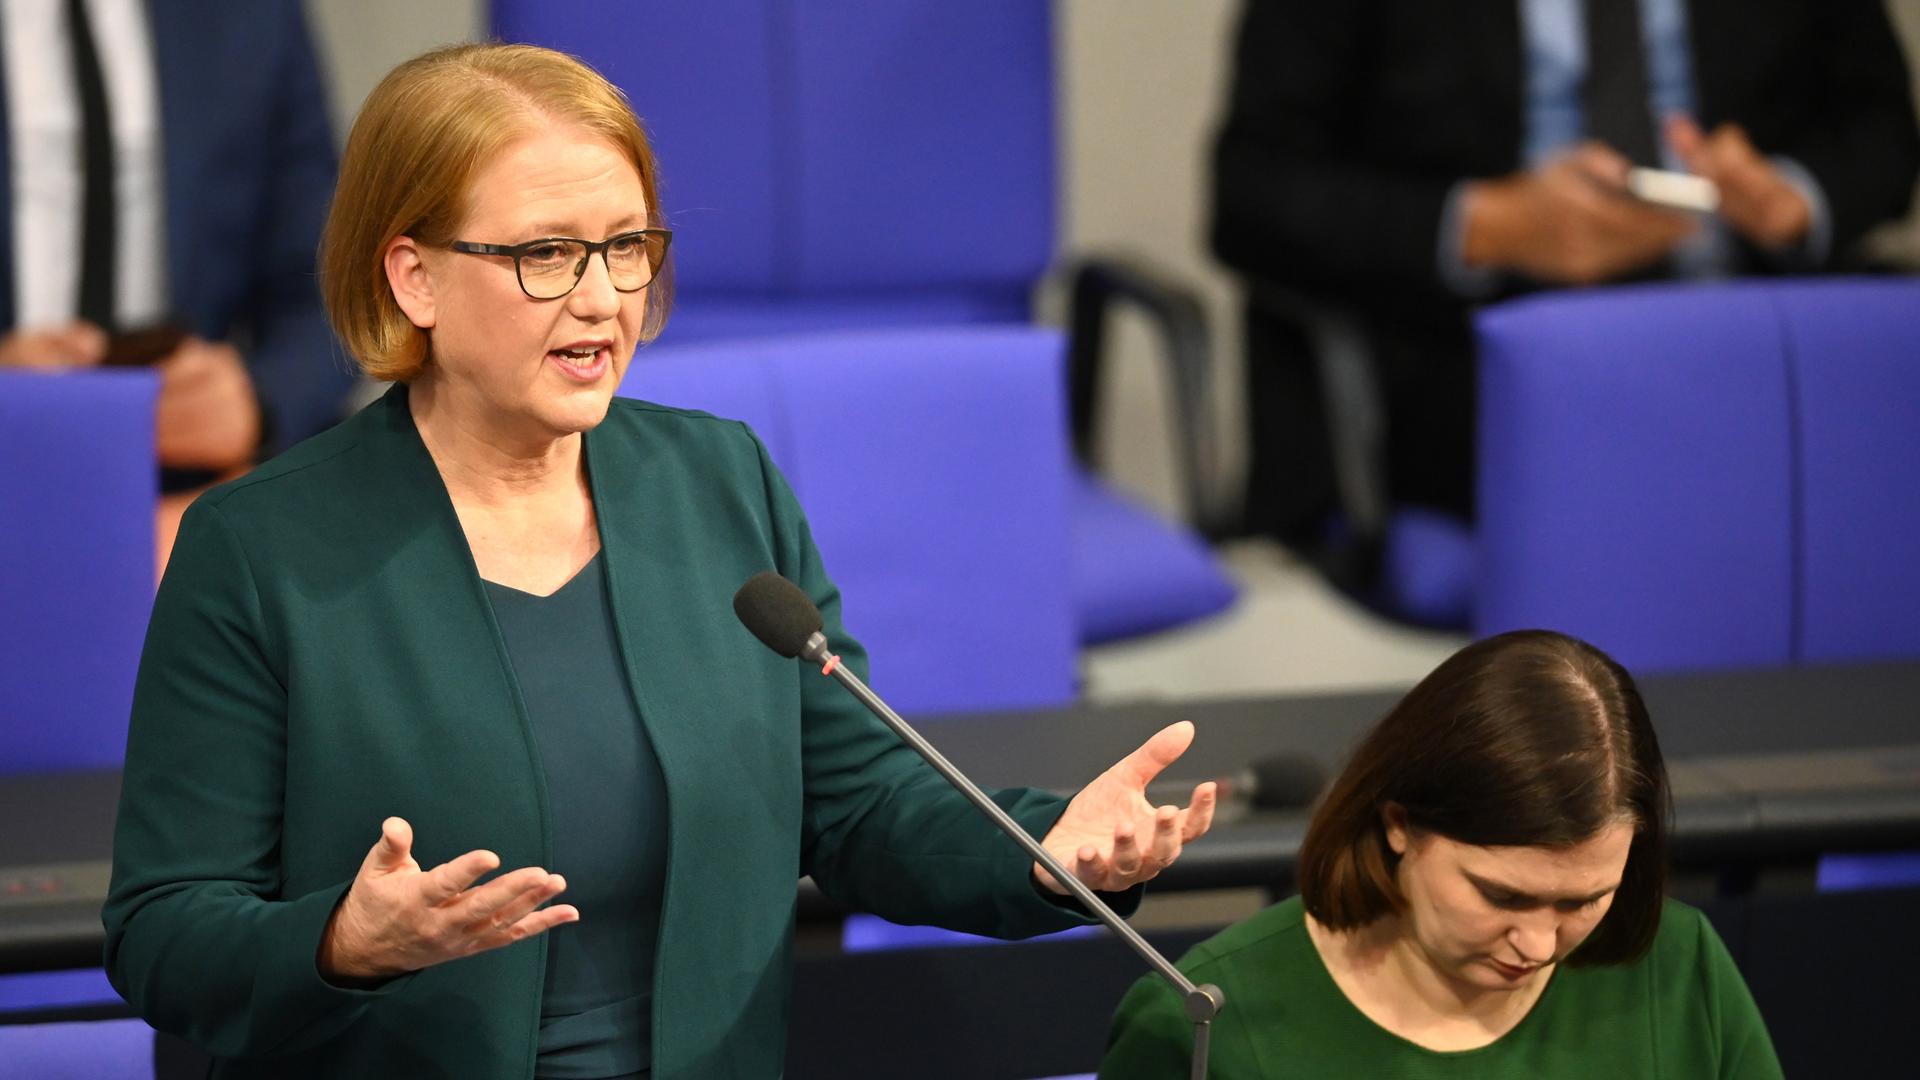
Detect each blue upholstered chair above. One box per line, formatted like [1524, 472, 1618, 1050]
[0, 370, 157, 1040]
[0, 1017, 152, 1079]
[1337, 276, 1920, 645]
[1474, 278, 1920, 671]
[491, 0, 1236, 646]
[492, 1, 1054, 341]
[1355, 276, 1920, 650]
[1314, 276, 1920, 643]
[622, 326, 1081, 717]
[1474, 283, 1800, 670]
[0, 967, 123, 1015]
[0, 369, 157, 774]
[1772, 282, 1920, 663]
[1474, 278, 1920, 893]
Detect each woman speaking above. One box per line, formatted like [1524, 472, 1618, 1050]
[103, 44, 1215, 1079]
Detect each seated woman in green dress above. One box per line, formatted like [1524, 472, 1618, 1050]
[1100, 629, 1782, 1079]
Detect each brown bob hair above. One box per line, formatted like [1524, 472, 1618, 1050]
[1297, 629, 1671, 965]
[319, 43, 672, 382]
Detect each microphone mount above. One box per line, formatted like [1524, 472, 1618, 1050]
[792, 629, 1224, 1077]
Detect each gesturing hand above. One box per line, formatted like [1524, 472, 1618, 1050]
[1034, 721, 1218, 895]
[317, 817, 578, 983]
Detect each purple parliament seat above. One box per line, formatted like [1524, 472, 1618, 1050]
[0, 369, 157, 775]
[0, 1018, 153, 1079]
[1474, 278, 1920, 893]
[622, 327, 1079, 717]
[1378, 507, 1477, 630]
[1474, 283, 1797, 671]
[1069, 474, 1236, 645]
[0, 370, 156, 1037]
[1773, 280, 1920, 663]
[492, 0, 1050, 334]
[493, 0, 1237, 649]
[1473, 278, 1920, 672]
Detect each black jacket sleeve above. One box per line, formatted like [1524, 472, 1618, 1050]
[1771, 0, 1920, 262]
[1210, 0, 1464, 302]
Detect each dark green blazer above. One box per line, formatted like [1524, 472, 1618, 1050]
[104, 385, 1106, 1078]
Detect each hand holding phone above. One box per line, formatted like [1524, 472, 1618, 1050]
[1625, 168, 1720, 214]
[103, 323, 190, 367]
[1462, 144, 1700, 285]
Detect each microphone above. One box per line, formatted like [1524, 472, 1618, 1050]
[1143, 754, 1326, 814]
[733, 571, 1225, 1080]
[732, 570, 824, 658]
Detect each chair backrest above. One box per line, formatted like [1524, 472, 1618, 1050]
[0, 371, 157, 774]
[0, 1018, 153, 1079]
[1475, 278, 1920, 672]
[620, 327, 1078, 715]
[1772, 280, 1920, 662]
[491, 0, 1054, 340]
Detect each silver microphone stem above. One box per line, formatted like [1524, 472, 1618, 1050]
[799, 631, 1223, 1079]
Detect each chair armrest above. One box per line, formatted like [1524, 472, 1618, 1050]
[1065, 255, 1224, 537]
[1249, 285, 1390, 548]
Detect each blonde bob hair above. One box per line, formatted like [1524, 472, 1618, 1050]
[320, 43, 672, 382]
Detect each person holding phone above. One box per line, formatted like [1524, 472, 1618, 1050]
[0, 0, 352, 490]
[1215, 0, 1920, 571]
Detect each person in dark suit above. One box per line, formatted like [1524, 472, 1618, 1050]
[0, 0, 350, 478]
[104, 43, 1218, 1078]
[1213, 0, 1920, 558]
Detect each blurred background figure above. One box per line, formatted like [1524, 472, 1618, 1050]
[0, 0, 350, 558]
[1213, 0, 1920, 584]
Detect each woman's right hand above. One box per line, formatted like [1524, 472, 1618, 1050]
[317, 817, 577, 984]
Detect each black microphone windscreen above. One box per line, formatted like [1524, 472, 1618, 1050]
[1247, 755, 1328, 810]
[733, 571, 824, 659]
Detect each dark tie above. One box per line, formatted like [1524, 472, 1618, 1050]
[67, 0, 116, 329]
[1583, 0, 1661, 167]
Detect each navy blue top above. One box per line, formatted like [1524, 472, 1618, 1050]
[485, 552, 666, 1080]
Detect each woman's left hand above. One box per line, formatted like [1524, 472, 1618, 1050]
[1034, 720, 1217, 895]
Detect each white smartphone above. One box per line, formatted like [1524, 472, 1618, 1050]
[1626, 167, 1720, 214]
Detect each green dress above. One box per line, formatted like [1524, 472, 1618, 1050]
[484, 554, 662, 1079]
[1100, 896, 1782, 1079]
[103, 384, 1120, 1079]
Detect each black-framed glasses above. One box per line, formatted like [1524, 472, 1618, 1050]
[450, 228, 673, 300]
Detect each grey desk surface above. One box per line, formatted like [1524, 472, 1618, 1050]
[5, 660, 1918, 974]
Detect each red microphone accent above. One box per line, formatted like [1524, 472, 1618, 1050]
[821, 654, 842, 676]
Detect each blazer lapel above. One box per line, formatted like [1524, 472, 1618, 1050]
[355, 382, 529, 669]
[580, 411, 758, 835]
[346, 382, 557, 844]
[582, 420, 671, 768]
